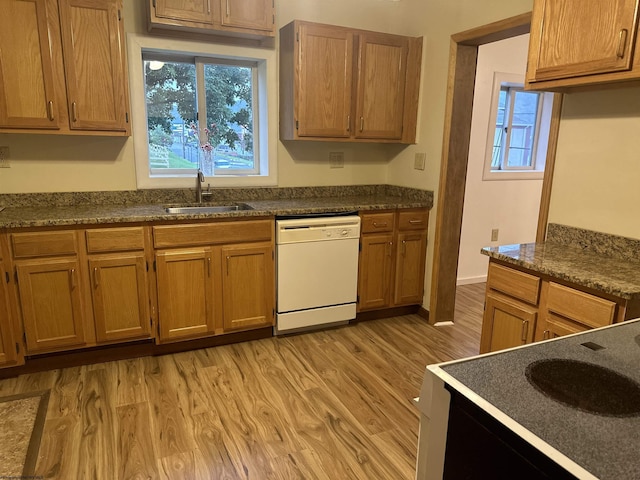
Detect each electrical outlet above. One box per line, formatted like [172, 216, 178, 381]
[0, 146, 9, 168]
[491, 229, 499, 242]
[414, 152, 426, 170]
[329, 151, 344, 168]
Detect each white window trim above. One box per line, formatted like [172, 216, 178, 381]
[127, 33, 277, 189]
[482, 72, 552, 181]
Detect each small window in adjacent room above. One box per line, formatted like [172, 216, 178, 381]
[483, 72, 554, 181]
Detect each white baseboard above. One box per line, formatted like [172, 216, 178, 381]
[456, 275, 487, 286]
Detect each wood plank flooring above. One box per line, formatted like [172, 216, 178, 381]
[0, 283, 485, 479]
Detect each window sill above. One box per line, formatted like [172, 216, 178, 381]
[482, 170, 544, 181]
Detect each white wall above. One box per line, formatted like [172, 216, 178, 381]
[457, 35, 543, 285]
[547, 87, 640, 240]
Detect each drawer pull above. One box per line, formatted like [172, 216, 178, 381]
[617, 29, 629, 58]
[409, 219, 423, 225]
[373, 222, 388, 228]
[521, 320, 529, 342]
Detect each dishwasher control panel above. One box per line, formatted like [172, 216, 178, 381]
[276, 216, 361, 244]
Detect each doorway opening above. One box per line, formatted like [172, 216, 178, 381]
[429, 13, 563, 324]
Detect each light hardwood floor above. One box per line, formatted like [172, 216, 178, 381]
[0, 283, 485, 479]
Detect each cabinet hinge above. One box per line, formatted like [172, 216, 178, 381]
[14, 271, 18, 284]
[15, 343, 19, 354]
[358, 241, 361, 252]
[272, 308, 275, 318]
[146, 261, 149, 272]
[153, 0, 156, 8]
[295, 120, 299, 130]
[150, 318, 153, 328]
[23, 332, 26, 344]
[153, 260, 157, 272]
[125, 112, 129, 123]
[272, 250, 274, 260]
[272, 14, 275, 25]
[357, 295, 360, 304]
[118, 9, 121, 21]
[4, 271, 8, 284]
[296, 32, 299, 42]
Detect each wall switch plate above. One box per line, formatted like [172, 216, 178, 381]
[0, 146, 9, 168]
[414, 152, 426, 170]
[329, 151, 344, 168]
[491, 228, 499, 242]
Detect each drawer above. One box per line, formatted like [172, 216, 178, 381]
[487, 263, 540, 305]
[86, 227, 146, 253]
[360, 212, 395, 234]
[397, 209, 429, 231]
[11, 231, 77, 258]
[546, 282, 616, 329]
[153, 219, 273, 248]
[543, 312, 591, 340]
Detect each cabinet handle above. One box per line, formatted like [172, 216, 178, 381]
[346, 115, 350, 132]
[69, 268, 76, 290]
[46, 101, 54, 121]
[71, 102, 78, 122]
[207, 257, 211, 277]
[387, 241, 393, 256]
[402, 239, 406, 256]
[409, 219, 423, 225]
[543, 329, 550, 340]
[372, 222, 387, 228]
[226, 256, 230, 274]
[225, 0, 229, 16]
[93, 267, 100, 288]
[617, 29, 629, 58]
[360, 116, 364, 132]
[521, 320, 529, 342]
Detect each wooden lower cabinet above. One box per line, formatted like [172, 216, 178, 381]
[89, 253, 151, 343]
[16, 259, 86, 353]
[358, 208, 429, 312]
[358, 233, 394, 310]
[0, 259, 20, 368]
[155, 248, 215, 342]
[480, 292, 537, 353]
[221, 243, 274, 332]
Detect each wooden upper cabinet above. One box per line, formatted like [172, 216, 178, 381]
[527, 0, 640, 90]
[58, 0, 129, 132]
[355, 33, 408, 140]
[0, 0, 59, 129]
[280, 20, 422, 144]
[296, 23, 354, 138]
[148, 0, 275, 39]
[0, 0, 130, 134]
[154, 0, 214, 25]
[221, 0, 273, 32]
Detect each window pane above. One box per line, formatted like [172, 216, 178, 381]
[201, 63, 255, 176]
[506, 91, 539, 168]
[144, 60, 198, 172]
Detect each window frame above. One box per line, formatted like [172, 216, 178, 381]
[483, 72, 552, 181]
[127, 33, 277, 189]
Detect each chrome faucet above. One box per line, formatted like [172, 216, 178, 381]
[195, 169, 205, 203]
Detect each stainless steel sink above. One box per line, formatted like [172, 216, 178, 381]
[164, 203, 253, 214]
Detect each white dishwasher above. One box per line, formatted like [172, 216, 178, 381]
[276, 214, 361, 334]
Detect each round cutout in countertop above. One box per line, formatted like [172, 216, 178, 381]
[526, 358, 640, 417]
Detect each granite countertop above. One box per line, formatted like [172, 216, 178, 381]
[0, 190, 432, 229]
[481, 242, 640, 300]
[434, 319, 640, 480]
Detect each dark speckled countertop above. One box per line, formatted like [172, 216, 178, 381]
[482, 241, 640, 300]
[0, 185, 433, 229]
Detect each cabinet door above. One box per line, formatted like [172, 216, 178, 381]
[296, 23, 354, 138]
[529, 0, 639, 81]
[541, 312, 590, 340]
[355, 33, 408, 140]
[358, 233, 394, 311]
[394, 231, 427, 305]
[221, 243, 274, 331]
[16, 259, 86, 352]
[0, 0, 59, 129]
[89, 254, 151, 343]
[0, 262, 20, 368]
[154, 0, 214, 25]
[58, 0, 128, 131]
[480, 293, 537, 354]
[220, 0, 272, 32]
[156, 249, 214, 341]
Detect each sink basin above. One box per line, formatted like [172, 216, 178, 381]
[164, 203, 253, 214]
